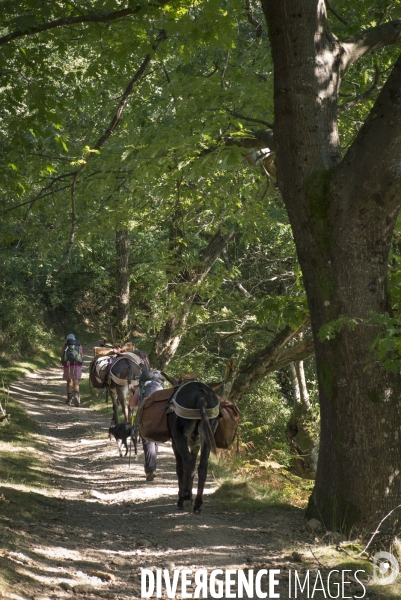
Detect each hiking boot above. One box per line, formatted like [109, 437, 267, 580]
[66, 393, 72, 405]
[73, 392, 80, 407]
[146, 471, 156, 482]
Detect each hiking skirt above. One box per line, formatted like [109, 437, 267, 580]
[63, 364, 83, 380]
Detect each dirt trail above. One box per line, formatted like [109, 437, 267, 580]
[0, 355, 368, 600]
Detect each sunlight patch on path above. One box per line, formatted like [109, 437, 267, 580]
[8, 365, 218, 506]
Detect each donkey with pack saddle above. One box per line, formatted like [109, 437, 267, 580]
[89, 349, 146, 424]
[165, 374, 221, 514]
[137, 371, 239, 513]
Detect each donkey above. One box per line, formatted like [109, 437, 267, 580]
[90, 352, 143, 424]
[108, 355, 142, 424]
[166, 380, 220, 514]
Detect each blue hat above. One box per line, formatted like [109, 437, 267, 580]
[66, 333, 76, 341]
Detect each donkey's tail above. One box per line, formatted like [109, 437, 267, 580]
[198, 397, 217, 455]
[126, 361, 133, 389]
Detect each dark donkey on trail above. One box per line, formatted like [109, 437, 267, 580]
[165, 377, 220, 514]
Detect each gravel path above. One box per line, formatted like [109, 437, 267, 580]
[0, 355, 369, 600]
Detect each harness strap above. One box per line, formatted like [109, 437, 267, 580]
[110, 373, 128, 386]
[109, 355, 142, 387]
[167, 398, 220, 420]
[121, 352, 143, 366]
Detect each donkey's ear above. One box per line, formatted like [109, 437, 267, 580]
[161, 371, 179, 386]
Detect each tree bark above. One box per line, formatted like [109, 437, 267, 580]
[289, 362, 301, 405]
[296, 359, 311, 412]
[115, 229, 130, 342]
[286, 360, 317, 480]
[262, 0, 401, 531]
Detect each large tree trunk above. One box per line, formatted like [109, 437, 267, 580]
[262, 0, 401, 531]
[115, 229, 130, 342]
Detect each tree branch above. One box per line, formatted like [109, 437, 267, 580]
[56, 170, 79, 274]
[340, 20, 401, 71]
[217, 324, 277, 339]
[92, 31, 167, 154]
[325, 1, 347, 25]
[55, 30, 168, 274]
[338, 63, 381, 112]
[0, 2, 170, 47]
[224, 128, 276, 151]
[225, 108, 273, 129]
[222, 248, 252, 298]
[195, 229, 236, 285]
[228, 321, 313, 403]
[150, 226, 235, 368]
[266, 337, 315, 372]
[245, 0, 263, 39]
[334, 52, 401, 213]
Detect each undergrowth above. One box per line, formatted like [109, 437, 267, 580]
[210, 448, 313, 511]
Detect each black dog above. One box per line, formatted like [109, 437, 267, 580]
[108, 423, 133, 457]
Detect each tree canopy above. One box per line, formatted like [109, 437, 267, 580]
[2, 0, 401, 533]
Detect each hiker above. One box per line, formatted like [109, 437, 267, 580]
[61, 333, 84, 406]
[130, 369, 165, 481]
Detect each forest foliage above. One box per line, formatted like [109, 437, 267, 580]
[1, 0, 401, 465]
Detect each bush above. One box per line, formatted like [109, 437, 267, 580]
[237, 374, 291, 460]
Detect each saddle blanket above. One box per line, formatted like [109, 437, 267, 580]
[94, 356, 111, 385]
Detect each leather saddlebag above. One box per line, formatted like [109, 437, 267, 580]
[137, 388, 240, 448]
[137, 388, 175, 443]
[214, 398, 240, 449]
[89, 358, 109, 389]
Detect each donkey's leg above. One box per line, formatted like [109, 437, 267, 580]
[189, 444, 199, 500]
[172, 439, 185, 509]
[194, 440, 211, 514]
[110, 390, 119, 425]
[116, 384, 129, 423]
[172, 437, 196, 510]
[173, 435, 196, 510]
[183, 445, 199, 510]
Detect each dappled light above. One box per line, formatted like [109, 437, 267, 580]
[0, 354, 312, 599]
[2, 1, 401, 597]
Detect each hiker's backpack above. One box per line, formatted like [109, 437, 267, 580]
[62, 340, 83, 366]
